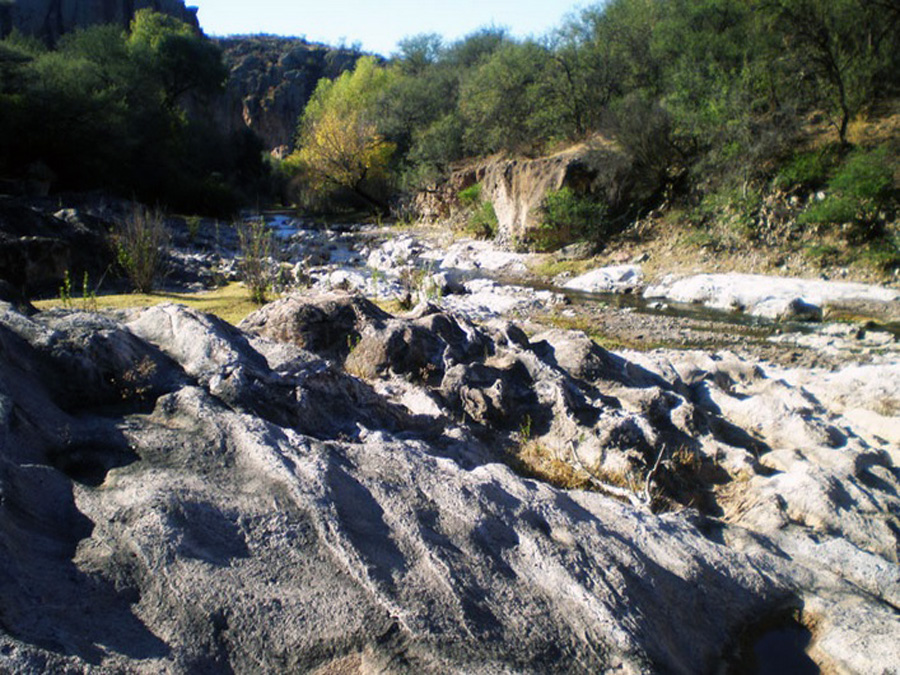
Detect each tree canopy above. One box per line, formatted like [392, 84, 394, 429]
[286, 0, 896, 205]
[0, 12, 259, 215]
[288, 55, 397, 211]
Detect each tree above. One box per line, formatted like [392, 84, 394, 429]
[761, 0, 893, 144]
[127, 9, 226, 109]
[459, 40, 560, 154]
[394, 33, 443, 75]
[290, 56, 397, 211]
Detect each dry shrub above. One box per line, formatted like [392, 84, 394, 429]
[238, 219, 276, 304]
[116, 206, 169, 293]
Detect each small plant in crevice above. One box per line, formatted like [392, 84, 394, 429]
[518, 414, 532, 442]
[238, 218, 276, 304]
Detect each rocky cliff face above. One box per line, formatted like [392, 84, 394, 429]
[0, 0, 199, 44]
[416, 139, 634, 248]
[0, 292, 897, 672]
[214, 36, 360, 157]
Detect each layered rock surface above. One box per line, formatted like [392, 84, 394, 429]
[645, 272, 900, 323]
[0, 294, 897, 673]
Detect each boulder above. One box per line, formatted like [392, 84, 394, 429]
[0, 200, 113, 296]
[562, 264, 644, 294]
[239, 291, 390, 361]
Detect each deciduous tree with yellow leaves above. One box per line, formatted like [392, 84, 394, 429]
[288, 55, 397, 212]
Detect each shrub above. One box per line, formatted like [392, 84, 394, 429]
[457, 183, 498, 239]
[467, 201, 498, 239]
[775, 144, 841, 189]
[799, 146, 894, 241]
[533, 187, 607, 251]
[238, 219, 275, 304]
[115, 206, 169, 293]
[458, 182, 483, 208]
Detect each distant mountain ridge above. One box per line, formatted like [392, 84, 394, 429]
[0, 0, 200, 44]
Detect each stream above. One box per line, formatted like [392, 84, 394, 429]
[242, 214, 898, 367]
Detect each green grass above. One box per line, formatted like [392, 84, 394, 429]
[526, 256, 598, 279]
[33, 282, 263, 325]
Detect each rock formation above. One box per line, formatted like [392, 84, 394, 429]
[414, 139, 636, 248]
[0, 199, 114, 297]
[1, 0, 199, 44]
[214, 36, 360, 156]
[0, 292, 897, 672]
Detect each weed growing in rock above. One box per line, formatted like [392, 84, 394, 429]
[186, 216, 202, 243]
[81, 272, 98, 312]
[116, 206, 169, 293]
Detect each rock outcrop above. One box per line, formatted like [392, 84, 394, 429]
[645, 272, 900, 323]
[0, 199, 114, 297]
[0, 294, 897, 673]
[214, 37, 360, 156]
[414, 138, 635, 248]
[1, 0, 199, 44]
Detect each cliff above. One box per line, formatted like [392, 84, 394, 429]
[415, 138, 636, 248]
[214, 36, 360, 156]
[0, 0, 199, 44]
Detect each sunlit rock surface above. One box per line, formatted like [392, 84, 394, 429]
[0, 297, 897, 673]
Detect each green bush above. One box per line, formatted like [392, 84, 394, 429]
[467, 200, 498, 239]
[775, 145, 841, 189]
[533, 187, 607, 251]
[829, 146, 893, 201]
[799, 146, 894, 241]
[458, 182, 483, 208]
[457, 183, 498, 239]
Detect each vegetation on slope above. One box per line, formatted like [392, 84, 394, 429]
[287, 0, 898, 271]
[0, 10, 270, 215]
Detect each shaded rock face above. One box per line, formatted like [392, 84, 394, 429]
[213, 37, 360, 156]
[1, 0, 199, 44]
[0, 295, 898, 673]
[0, 199, 113, 297]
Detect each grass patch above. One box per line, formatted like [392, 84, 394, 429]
[511, 440, 595, 491]
[33, 282, 262, 325]
[541, 313, 663, 351]
[527, 255, 598, 280]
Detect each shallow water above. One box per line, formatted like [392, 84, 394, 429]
[258, 215, 899, 340]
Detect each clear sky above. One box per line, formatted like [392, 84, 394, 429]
[192, 0, 587, 57]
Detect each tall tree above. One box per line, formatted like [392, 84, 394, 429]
[290, 56, 397, 211]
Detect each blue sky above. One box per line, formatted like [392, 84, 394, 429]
[192, 0, 587, 56]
